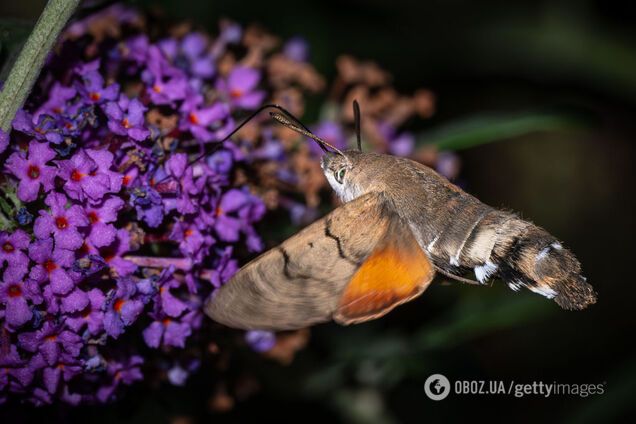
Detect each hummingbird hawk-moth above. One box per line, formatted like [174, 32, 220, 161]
[204, 102, 597, 331]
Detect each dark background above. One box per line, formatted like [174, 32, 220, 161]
[1, 0, 635, 422]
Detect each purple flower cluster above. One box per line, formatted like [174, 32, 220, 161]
[0, 4, 438, 406]
[0, 7, 269, 405]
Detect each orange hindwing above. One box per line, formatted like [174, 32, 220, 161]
[335, 223, 435, 324]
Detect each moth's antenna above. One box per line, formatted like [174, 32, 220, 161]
[154, 104, 315, 185]
[270, 112, 349, 160]
[353, 99, 362, 151]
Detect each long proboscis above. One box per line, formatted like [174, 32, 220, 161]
[154, 104, 322, 185]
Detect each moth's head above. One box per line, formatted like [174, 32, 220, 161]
[321, 150, 382, 202]
[268, 102, 391, 202]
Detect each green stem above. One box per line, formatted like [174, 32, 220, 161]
[0, 0, 80, 132]
[0, 208, 14, 231]
[4, 187, 22, 210]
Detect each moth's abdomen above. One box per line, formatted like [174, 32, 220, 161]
[428, 206, 597, 310]
[384, 157, 595, 309]
[488, 216, 596, 309]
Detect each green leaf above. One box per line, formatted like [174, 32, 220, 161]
[0, 196, 12, 216]
[417, 112, 584, 151]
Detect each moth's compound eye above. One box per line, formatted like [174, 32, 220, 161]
[334, 167, 346, 184]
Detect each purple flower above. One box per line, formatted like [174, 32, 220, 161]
[76, 67, 119, 105]
[29, 237, 75, 295]
[157, 38, 178, 60]
[164, 33, 215, 79]
[65, 288, 105, 335]
[18, 321, 83, 366]
[163, 153, 201, 215]
[0, 6, 345, 405]
[60, 386, 83, 405]
[121, 35, 150, 64]
[388, 133, 415, 157]
[30, 352, 83, 394]
[143, 46, 188, 105]
[143, 315, 192, 348]
[90, 149, 124, 193]
[74, 59, 100, 75]
[0, 278, 41, 328]
[85, 196, 124, 248]
[157, 277, 188, 318]
[181, 33, 206, 59]
[56, 148, 122, 202]
[166, 357, 200, 387]
[0, 229, 30, 283]
[239, 201, 265, 252]
[217, 66, 266, 110]
[167, 364, 188, 386]
[56, 149, 108, 201]
[209, 22, 241, 58]
[136, 275, 159, 301]
[55, 115, 84, 139]
[92, 229, 137, 277]
[183, 36, 215, 79]
[103, 278, 144, 338]
[34, 83, 77, 119]
[130, 186, 164, 228]
[5, 140, 57, 202]
[45, 359, 82, 395]
[212, 189, 247, 242]
[253, 138, 285, 161]
[0, 346, 35, 391]
[105, 96, 150, 141]
[213, 189, 265, 244]
[169, 219, 213, 262]
[378, 122, 415, 156]
[41, 284, 89, 315]
[219, 21, 242, 44]
[206, 147, 234, 174]
[34, 192, 88, 250]
[30, 387, 53, 406]
[121, 166, 139, 188]
[96, 355, 143, 403]
[283, 36, 310, 62]
[180, 96, 232, 142]
[245, 330, 276, 352]
[12, 110, 63, 143]
[436, 151, 461, 180]
[205, 246, 238, 288]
